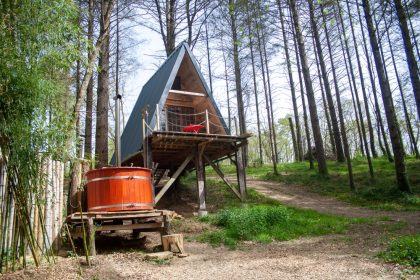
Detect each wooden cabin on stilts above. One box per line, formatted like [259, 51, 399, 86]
[115, 42, 250, 216]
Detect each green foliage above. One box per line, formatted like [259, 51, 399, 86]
[0, 0, 80, 186]
[0, 0, 80, 160]
[0, 0, 80, 268]
[378, 235, 420, 268]
[198, 204, 354, 248]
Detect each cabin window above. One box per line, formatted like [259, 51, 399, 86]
[172, 76, 181, 90]
[166, 106, 194, 132]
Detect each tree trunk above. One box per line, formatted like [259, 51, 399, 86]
[278, 1, 302, 161]
[289, 118, 299, 162]
[256, 14, 278, 174]
[312, 34, 336, 157]
[221, 45, 231, 133]
[373, 12, 406, 156]
[404, 0, 420, 61]
[362, 0, 411, 193]
[260, 20, 279, 163]
[320, 3, 354, 189]
[383, 14, 419, 158]
[356, 1, 393, 162]
[308, 0, 344, 162]
[95, 0, 111, 168]
[345, 0, 377, 158]
[246, 4, 263, 165]
[204, 7, 213, 95]
[394, 0, 420, 119]
[333, 4, 364, 157]
[290, 8, 313, 169]
[228, 0, 247, 165]
[166, 0, 176, 56]
[336, 0, 373, 177]
[289, 0, 327, 175]
[84, 0, 94, 161]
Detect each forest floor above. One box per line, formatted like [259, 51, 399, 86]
[1, 177, 419, 280]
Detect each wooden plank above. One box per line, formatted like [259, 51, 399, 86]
[67, 210, 172, 221]
[169, 89, 206, 97]
[154, 153, 194, 203]
[96, 222, 163, 231]
[203, 154, 242, 200]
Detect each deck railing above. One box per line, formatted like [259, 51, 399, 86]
[142, 104, 229, 137]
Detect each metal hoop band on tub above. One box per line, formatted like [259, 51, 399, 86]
[88, 203, 153, 211]
[87, 175, 152, 183]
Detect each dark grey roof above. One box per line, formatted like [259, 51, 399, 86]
[111, 42, 228, 165]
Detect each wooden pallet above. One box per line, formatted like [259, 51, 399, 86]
[66, 209, 173, 256]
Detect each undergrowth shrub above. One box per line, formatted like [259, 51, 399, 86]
[198, 204, 354, 249]
[379, 234, 420, 268]
[215, 205, 290, 240]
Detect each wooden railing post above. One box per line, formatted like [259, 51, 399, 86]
[165, 108, 168, 132]
[205, 109, 210, 134]
[142, 116, 146, 140]
[156, 103, 160, 131]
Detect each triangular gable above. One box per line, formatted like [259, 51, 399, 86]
[115, 42, 228, 164]
[183, 45, 229, 133]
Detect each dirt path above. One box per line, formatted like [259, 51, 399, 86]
[248, 178, 420, 230]
[2, 178, 419, 280]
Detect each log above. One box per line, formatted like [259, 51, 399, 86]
[87, 218, 96, 256]
[162, 234, 184, 254]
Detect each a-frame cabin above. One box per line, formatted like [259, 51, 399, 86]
[115, 42, 249, 216]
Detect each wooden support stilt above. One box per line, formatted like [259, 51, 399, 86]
[203, 154, 242, 200]
[154, 154, 194, 204]
[87, 218, 96, 256]
[235, 146, 247, 201]
[153, 169, 166, 187]
[143, 136, 153, 169]
[196, 144, 207, 217]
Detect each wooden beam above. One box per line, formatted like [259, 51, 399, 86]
[169, 89, 206, 97]
[154, 153, 194, 203]
[196, 144, 207, 216]
[153, 169, 166, 187]
[96, 222, 163, 231]
[67, 210, 172, 221]
[203, 154, 242, 201]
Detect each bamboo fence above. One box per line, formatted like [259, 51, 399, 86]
[0, 158, 65, 271]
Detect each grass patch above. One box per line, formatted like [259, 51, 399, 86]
[378, 234, 420, 270]
[208, 158, 420, 211]
[198, 204, 357, 249]
[180, 173, 361, 249]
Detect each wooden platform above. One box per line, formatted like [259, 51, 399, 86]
[124, 131, 250, 170]
[66, 209, 173, 255]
